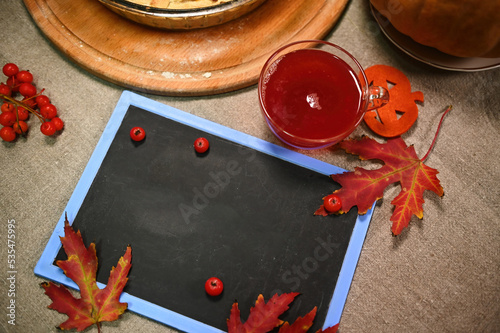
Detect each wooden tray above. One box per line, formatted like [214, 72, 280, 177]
[24, 0, 348, 96]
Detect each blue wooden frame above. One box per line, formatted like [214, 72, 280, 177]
[35, 91, 374, 332]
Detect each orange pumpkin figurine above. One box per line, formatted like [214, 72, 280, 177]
[363, 65, 424, 138]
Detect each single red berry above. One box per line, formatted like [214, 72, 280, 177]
[16, 107, 29, 121]
[1, 103, 15, 113]
[0, 126, 16, 142]
[16, 70, 33, 83]
[130, 126, 146, 141]
[194, 137, 209, 153]
[35, 94, 50, 107]
[6, 76, 18, 92]
[13, 121, 28, 134]
[0, 111, 16, 127]
[51, 117, 64, 131]
[40, 121, 56, 136]
[19, 82, 37, 97]
[0, 83, 11, 96]
[2, 63, 19, 77]
[205, 277, 223, 297]
[22, 98, 36, 108]
[323, 194, 342, 213]
[40, 103, 57, 120]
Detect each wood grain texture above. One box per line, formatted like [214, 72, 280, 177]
[24, 0, 349, 96]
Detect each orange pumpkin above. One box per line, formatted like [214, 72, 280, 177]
[370, 0, 500, 58]
[363, 65, 424, 138]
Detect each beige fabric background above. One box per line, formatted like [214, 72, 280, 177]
[1, 1, 499, 332]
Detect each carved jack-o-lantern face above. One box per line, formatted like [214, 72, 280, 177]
[363, 65, 424, 138]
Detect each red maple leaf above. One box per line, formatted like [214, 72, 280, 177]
[315, 105, 454, 235]
[227, 293, 339, 333]
[41, 216, 132, 332]
[316, 134, 445, 234]
[278, 307, 339, 333]
[316, 325, 339, 333]
[316, 106, 451, 235]
[278, 307, 317, 333]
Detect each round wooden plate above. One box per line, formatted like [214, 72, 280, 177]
[24, 0, 349, 96]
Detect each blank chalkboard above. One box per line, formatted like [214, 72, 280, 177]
[35, 91, 374, 333]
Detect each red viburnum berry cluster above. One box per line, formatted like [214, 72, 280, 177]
[0, 62, 64, 142]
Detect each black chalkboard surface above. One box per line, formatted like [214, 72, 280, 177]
[35, 91, 374, 333]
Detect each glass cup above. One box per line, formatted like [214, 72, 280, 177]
[258, 40, 389, 149]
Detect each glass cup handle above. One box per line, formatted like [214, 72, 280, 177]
[367, 86, 389, 111]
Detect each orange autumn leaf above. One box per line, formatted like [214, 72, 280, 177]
[315, 136, 444, 235]
[278, 307, 316, 333]
[227, 293, 339, 333]
[363, 65, 424, 137]
[315, 325, 339, 333]
[41, 216, 132, 332]
[228, 293, 299, 333]
[278, 307, 338, 333]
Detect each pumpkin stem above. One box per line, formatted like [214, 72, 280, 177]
[421, 105, 452, 162]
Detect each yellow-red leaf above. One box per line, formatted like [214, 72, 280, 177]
[95, 246, 132, 322]
[278, 307, 316, 333]
[41, 282, 94, 331]
[56, 220, 99, 309]
[42, 216, 132, 331]
[316, 323, 339, 333]
[227, 302, 245, 333]
[315, 136, 443, 235]
[227, 293, 299, 333]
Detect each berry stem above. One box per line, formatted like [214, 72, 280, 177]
[0, 92, 44, 123]
[22, 88, 45, 102]
[12, 106, 24, 136]
[421, 105, 452, 162]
